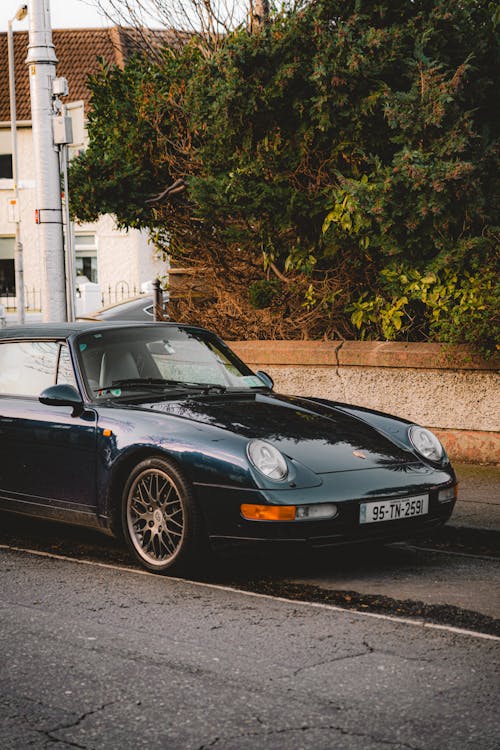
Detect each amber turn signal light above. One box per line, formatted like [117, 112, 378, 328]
[438, 485, 458, 503]
[241, 504, 296, 521]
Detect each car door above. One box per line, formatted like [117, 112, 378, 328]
[0, 339, 98, 523]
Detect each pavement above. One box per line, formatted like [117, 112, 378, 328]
[450, 463, 500, 533]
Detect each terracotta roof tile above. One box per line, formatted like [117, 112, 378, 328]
[0, 26, 175, 123]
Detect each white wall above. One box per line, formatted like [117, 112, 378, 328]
[0, 128, 40, 301]
[0, 125, 164, 311]
[74, 213, 164, 301]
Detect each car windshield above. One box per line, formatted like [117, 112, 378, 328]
[75, 325, 266, 399]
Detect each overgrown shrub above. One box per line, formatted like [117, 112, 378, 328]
[70, 0, 499, 353]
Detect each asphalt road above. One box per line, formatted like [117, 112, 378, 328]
[1, 546, 499, 750]
[0, 505, 498, 634]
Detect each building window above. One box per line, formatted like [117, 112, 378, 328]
[75, 233, 98, 284]
[0, 237, 15, 294]
[0, 130, 13, 181]
[0, 154, 13, 179]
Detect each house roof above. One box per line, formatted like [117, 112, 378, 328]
[0, 26, 176, 123]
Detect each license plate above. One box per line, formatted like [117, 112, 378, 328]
[359, 495, 429, 524]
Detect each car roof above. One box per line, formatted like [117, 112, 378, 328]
[0, 321, 190, 341]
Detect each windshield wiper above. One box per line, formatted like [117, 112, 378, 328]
[98, 378, 174, 392]
[97, 378, 227, 394]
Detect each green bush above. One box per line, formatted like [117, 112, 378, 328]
[69, 1, 499, 352]
[348, 259, 499, 357]
[248, 279, 282, 308]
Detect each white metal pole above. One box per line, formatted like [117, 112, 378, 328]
[7, 10, 27, 324]
[60, 142, 76, 321]
[26, 0, 67, 322]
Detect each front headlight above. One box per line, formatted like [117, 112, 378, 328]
[408, 425, 444, 462]
[247, 439, 288, 481]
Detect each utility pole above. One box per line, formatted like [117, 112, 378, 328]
[8, 4, 28, 325]
[26, 0, 67, 322]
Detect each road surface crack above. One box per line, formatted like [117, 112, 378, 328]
[38, 700, 117, 749]
[201, 723, 424, 749]
[363, 638, 434, 664]
[198, 738, 220, 749]
[291, 646, 372, 676]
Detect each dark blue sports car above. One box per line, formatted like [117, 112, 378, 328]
[0, 322, 457, 573]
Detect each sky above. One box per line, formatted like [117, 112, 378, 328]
[1, 0, 116, 33]
[1, 1, 244, 36]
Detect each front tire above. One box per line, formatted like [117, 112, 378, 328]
[121, 456, 207, 574]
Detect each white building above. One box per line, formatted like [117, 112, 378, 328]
[0, 27, 164, 314]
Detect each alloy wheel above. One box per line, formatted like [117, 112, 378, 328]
[126, 467, 185, 567]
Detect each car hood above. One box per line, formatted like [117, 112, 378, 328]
[137, 392, 414, 473]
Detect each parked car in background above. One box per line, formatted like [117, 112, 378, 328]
[0, 322, 457, 574]
[79, 294, 169, 322]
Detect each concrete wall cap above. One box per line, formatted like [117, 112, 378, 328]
[228, 340, 499, 371]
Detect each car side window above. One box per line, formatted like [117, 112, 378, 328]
[57, 344, 78, 388]
[0, 341, 59, 397]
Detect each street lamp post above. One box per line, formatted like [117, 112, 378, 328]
[7, 3, 28, 325]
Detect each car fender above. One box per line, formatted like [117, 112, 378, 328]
[304, 396, 453, 470]
[93, 409, 306, 529]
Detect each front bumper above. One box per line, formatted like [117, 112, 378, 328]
[194, 466, 456, 548]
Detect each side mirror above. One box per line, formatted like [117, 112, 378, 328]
[39, 384, 83, 415]
[256, 370, 274, 390]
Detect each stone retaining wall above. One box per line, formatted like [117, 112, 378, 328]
[228, 341, 499, 464]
